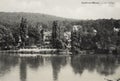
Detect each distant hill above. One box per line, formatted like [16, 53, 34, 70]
[0, 12, 77, 26]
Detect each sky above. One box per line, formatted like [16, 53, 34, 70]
[0, 0, 120, 19]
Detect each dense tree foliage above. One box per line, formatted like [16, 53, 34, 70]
[51, 21, 67, 49]
[27, 24, 43, 46]
[0, 17, 45, 49]
[0, 12, 120, 52]
[71, 19, 120, 54]
[0, 25, 15, 49]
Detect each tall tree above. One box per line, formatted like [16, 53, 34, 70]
[52, 21, 58, 48]
[19, 17, 28, 47]
[51, 21, 65, 49]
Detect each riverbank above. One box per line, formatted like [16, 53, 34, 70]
[0, 48, 72, 55]
[0, 47, 119, 56]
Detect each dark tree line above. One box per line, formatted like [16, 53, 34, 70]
[0, 17, 44, 50]
[0, 17, 120, 51]
[71, 19, 120, 54]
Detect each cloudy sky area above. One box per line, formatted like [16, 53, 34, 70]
[0, 0, 120, 19]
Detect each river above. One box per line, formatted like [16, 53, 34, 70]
[0, 54, 120, 81]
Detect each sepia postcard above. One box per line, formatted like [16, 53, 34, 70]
[0, 0, 120, 81]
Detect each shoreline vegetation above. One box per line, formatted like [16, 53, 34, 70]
[0, 12, 120, 55]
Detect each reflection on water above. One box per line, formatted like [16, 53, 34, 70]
[0, 55, 18, 77]
[71, 55, 119, 76]
[20, 58, 27, 81]
[51, 56, 67, 81]
[0, 54, 120, 81]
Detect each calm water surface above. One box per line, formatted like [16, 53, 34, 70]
[0, 54, 120, 81]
